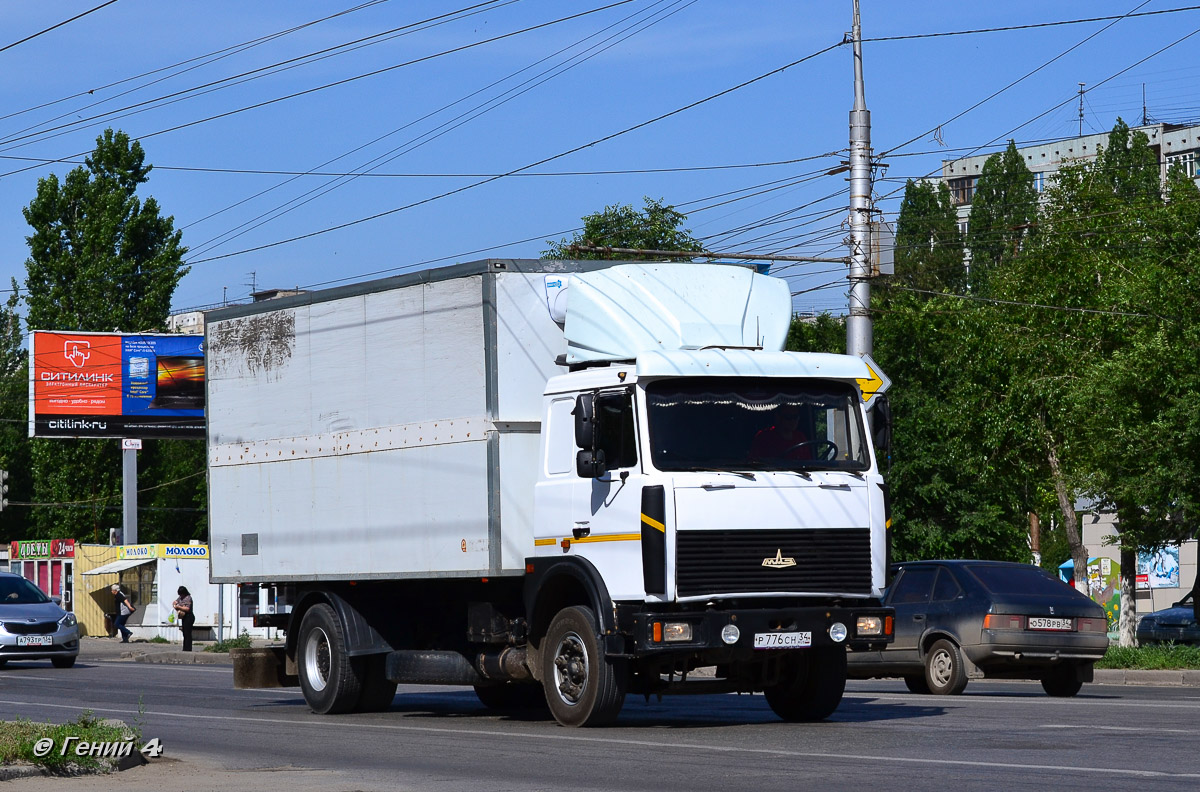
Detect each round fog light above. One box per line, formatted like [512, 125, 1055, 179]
[720, 624, 741, 645]
[828, 622, 848, 643]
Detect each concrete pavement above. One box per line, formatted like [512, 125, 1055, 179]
[79, 637, 1200, 685]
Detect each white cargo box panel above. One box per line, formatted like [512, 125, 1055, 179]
[206, 260, 607, 583]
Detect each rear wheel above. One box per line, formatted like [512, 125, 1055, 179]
[903, 674, 929, 694]
[51, 656, 77, 669]
[541, 606, 626, 727]
[297, 603, 364, 714]
[1041, 664, 1084, 697]
[924, 639, 968, 695]
[763, 646, 848, 722]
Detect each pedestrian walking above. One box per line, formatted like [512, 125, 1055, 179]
[111, 584, 135, 642]
[173, 586, 195, 651]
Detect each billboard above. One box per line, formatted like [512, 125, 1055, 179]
[30, 331, 205, 438]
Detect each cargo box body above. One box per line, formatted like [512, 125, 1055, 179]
[206, 260, 598, 583]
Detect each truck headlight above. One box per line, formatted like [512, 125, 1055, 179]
[662, 622, 693, 642]
[856, 615, 884, 637]
[828, 622, 848, 643]
[720, 624, 740, 645]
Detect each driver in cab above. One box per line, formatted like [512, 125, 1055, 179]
[749, 405, 813, 461]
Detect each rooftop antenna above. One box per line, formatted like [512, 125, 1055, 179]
[245, 271, 257, 297]
[1142, 83, 1148, 126]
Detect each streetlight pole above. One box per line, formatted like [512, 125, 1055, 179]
[846, 0, 874, 358]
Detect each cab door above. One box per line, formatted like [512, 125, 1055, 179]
[570, 389, 647, 601]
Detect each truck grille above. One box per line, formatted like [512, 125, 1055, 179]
[676, 528, 872, 597]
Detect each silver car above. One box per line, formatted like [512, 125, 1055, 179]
[0, 571, 80, 668]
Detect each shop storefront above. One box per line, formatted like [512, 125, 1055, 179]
[8, 539, 76, 611]
[74, 543, 282, 642]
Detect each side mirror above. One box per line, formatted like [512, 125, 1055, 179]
[871, 394, 892, 456]
[573, 393, 595, 450]
[576, 447, 608, 478]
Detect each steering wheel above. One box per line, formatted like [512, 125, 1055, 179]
[784, 439, 839, 461]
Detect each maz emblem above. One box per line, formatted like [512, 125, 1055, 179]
[762, 549, 796, 569]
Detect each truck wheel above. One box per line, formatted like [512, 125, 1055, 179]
[924, 638, 969, 695]
[541, 606, 626, 727]
[1041, 664, 1084, 697]
[474, 683, 547, 711]
[298, 603, 364, 714]
[355, 653, 398, 712]
[763, 645, 847, 722]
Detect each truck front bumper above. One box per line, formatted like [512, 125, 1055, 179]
[626, 604, 893, 659]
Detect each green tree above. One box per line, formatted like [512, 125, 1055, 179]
[966, 140, 1038, 294]
[0, 287, 31, 542]
[21, 129, 192, 541]
[987, 119, 1197, 645]
[891, 179, 965, 294]
[785, 313, 845, 354]
[543, 197, 702, 259]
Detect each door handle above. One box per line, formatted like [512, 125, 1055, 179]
[912, 614, 925, 621]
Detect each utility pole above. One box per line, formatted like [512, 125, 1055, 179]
[1078, 83, 1086, 137]
[846, 0, 873, 358]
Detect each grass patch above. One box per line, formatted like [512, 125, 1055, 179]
[1096, 643, 1200, 669]
[204, 630, 253, 653]
[148, 636, 169, 644]
[0, 711, 133, 771]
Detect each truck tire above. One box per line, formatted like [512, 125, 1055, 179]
[298, 603, 364, 714]
[763, 645, 847, 722]
[923, 638, 969, 695]
[474, 683, 547, 712]
[541, 606, 627, 727]
[355, 653, 398, 712]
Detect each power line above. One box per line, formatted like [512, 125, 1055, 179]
[0, 0, 119, 56]
[863, 5, 1200, 43]
[184, 0, 698, 258]
[185, 39, 846, 265]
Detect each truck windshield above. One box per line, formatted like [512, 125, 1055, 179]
[645, 377, 869, 473]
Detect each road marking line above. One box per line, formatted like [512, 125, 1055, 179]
[1, 698, 1198, 779]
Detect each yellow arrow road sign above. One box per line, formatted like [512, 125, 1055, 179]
[856, 353, 891, 408]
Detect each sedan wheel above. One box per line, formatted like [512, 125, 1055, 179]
[923, 638, 968, 695]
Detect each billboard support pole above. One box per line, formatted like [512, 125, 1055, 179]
[122, 446, 138, 545]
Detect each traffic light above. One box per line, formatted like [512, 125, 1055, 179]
[0, 469, 7, 511]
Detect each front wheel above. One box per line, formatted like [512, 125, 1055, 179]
[1041, 664, 1084, 697]
[763, 645, 848, 722]
[924, 639, 969, 695]
[51, 656, 77, 669]
[541, 606, 626, 727]
[903, 674, 929, 694]
[297, 603, 364, 714]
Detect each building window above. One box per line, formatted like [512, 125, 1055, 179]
[948, 176, 977, 206]
[1033, 172, 1045, 192]
[1166, 151, 1197, 178]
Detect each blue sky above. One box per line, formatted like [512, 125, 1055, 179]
[1, 1, 1197, 318]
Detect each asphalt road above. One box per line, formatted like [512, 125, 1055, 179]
[1, 653, 1198, 791]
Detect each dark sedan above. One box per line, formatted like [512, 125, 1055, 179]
[1137, 593, 1200, 645]
[847, 560, 1109, 696]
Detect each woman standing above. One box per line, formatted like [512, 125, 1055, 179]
[173, 586, 195, 652]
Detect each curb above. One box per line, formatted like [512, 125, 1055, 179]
[127, 651, 232, 665]
[1093, 668, 1200, 687]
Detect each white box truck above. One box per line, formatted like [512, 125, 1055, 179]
[206, 258, 894, 726]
